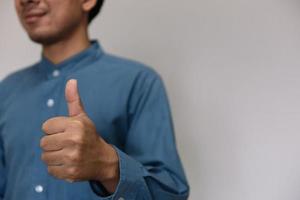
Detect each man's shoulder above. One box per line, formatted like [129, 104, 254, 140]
[100, 53, 161, 80]
[0, 63, 38, 90]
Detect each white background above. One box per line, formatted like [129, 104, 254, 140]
[2, 0, 300, 199]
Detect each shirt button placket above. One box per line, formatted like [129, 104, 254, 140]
[35, 185, 44, 193]
[39, 71, 59, 198]
[33, 183, 46, 200]
[52, 69, 60, 77]
[47, 99, 55, 108]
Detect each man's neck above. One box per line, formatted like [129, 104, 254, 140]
[42, 26, 90, 65]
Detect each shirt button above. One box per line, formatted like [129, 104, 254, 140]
[118, 197, 125, 200]
[47, 99, 55, 107]
[52, 69, 60, 77]
[34, 185, 44, 193]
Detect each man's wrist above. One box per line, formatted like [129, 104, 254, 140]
[95, 141, 120, 194]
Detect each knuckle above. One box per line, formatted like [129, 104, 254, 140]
[72, 134, 84, 146]
[40, 137, 46, 149]
[47, 166, 53, 174]
[71, 119, 85, 130]
[64, 153, 73, 162]
[42, 118, 55, 131]
[62, 154, 69, 163]
[68, 167, 79, 177]
[41, 122, 48, 132]
[65, 153, 76, 163]
[70, 151, 81, 163]
[65, 136, 76, 147]
[70, 154, 78, 163]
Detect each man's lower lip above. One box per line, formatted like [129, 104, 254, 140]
[25, 15, 43, 24]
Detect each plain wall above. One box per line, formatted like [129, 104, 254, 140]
[2, 0, 300, 199]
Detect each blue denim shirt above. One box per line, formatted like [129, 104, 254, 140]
[0, 41, 189, 200]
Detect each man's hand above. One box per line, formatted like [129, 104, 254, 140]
[40, 79, 119, 193]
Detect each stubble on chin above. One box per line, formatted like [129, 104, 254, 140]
[26, 20, 80, 46]
[28, 32, 60, 46]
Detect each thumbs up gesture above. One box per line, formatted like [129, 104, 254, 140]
[40, 79, 119, 193]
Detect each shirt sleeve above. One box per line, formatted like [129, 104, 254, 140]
[90, 69, 189, 199]
[0, 135, 5, 200]
[0, 81, 6, 200]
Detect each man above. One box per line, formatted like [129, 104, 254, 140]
[0, 0, 189, 199]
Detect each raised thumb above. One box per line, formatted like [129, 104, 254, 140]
[65, 79, 85, 117]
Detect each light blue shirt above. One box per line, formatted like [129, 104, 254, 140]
[0, 41, 189, 200]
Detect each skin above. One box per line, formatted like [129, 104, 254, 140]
[15, 0, 120, 194]
[15, 0, 92, 63]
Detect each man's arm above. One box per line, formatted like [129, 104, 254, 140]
[0, 133, 6, 200]
[91, 69, 190, 199]
[0, 81, 6, 200]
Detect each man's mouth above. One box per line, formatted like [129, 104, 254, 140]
[23, 10, 46, 24]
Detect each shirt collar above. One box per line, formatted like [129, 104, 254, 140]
[38, 40, 104, 79]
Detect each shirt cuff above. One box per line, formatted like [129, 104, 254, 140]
[89, 146, 148, 200]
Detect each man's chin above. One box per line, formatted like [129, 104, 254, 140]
[28, 33, 60, 46]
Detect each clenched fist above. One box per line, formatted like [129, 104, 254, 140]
[40, 79, 119, 193]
